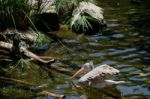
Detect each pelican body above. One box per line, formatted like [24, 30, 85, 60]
[72, 62, 125, 88]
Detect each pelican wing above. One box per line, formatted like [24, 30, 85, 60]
[79, 64, 120, 83]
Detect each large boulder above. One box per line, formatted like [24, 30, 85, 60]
[71, 2, 106, 34]
[34, 12, 59, 32]
[29, 0, 59, 32]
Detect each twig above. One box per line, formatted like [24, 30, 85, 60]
[39, 56, 61, 60]
[36, 90, 65, 98]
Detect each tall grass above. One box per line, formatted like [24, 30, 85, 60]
[0, 0, 93, 30]
[0, 0, 31, 29]
[0, 0, 45, 30]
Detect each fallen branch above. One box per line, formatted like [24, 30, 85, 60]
[36, 90, 65, 98]
[51, 66, 73, 76]
[0, 76, 34, 86]
[0, 41, 54, 64]
[39, 56, 61, 60]
[0, 59, 12, 62]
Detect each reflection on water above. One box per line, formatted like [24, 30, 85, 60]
[1, 0, 150, 99]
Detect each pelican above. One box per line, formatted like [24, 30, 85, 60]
[72, 62, 125, 88]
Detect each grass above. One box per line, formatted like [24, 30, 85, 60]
[32, 31, 52, 49]
[1, 58, 32, 74]
[0, 0, 94, 31]
[70, 15, 93, 32]
[0, 0, 31, 29]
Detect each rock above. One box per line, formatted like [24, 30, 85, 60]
[71, 2, 106, 34]
[0, 34, 6, 41]
[0, 17, 7, 31]
[1, 29, 51, 50]
[29, 0, 59, 32]
[34, 13, 60, 32]
[28, 0, 56, 13]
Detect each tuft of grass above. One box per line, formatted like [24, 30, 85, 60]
[64, 0, 97, 32]
[0, 0, 44, 30]
[72, 15, 93, 31]
[0, 0, 31, 29]
[2, 58, 32, 74]
[32, 31, 52, 49]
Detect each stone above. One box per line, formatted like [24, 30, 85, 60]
[34, 13, 60, 32]
[71, 2, 106, 34]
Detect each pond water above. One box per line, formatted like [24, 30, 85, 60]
[1, 0, 150, 99]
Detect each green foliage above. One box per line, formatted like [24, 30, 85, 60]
[54, 0, 70, 13]
[1, 58, 32, 74]
[33, 31, 52, 48]
[0, 0, 31, 28]
[0, 0, 44, 29]
[9, 58, 31, 73]
[0, 0, 93, 29]
[72, 15, 93, 31]
[0, 0, 95, 33]
[63, 0, 97, 32]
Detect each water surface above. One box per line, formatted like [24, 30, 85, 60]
[1, 0, 150, 99]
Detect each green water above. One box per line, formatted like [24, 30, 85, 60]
[1, 0, 150, 99]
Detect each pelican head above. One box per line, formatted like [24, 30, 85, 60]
[72, 61, 94, 78]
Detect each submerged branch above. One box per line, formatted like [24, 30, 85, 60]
[0, 76, 34, 86]
[36, 90, 65, 98]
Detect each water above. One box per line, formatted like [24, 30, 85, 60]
[1, 0, 150, 99]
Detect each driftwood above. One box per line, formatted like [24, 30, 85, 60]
[36, 90, 65, 98]
[2, 30, 37, 43]
[0, 41, 54, 64]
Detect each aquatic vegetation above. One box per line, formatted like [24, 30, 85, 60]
[9, 58, 32, 73]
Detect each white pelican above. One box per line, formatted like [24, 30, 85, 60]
[72, 62, 125, 88]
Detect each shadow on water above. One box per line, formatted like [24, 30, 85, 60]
[128, 0, 150, 65]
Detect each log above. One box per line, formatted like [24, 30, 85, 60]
[36, 90, 65, 98]
[0, 41, 54, 64]
[2, 30, 37, 43]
